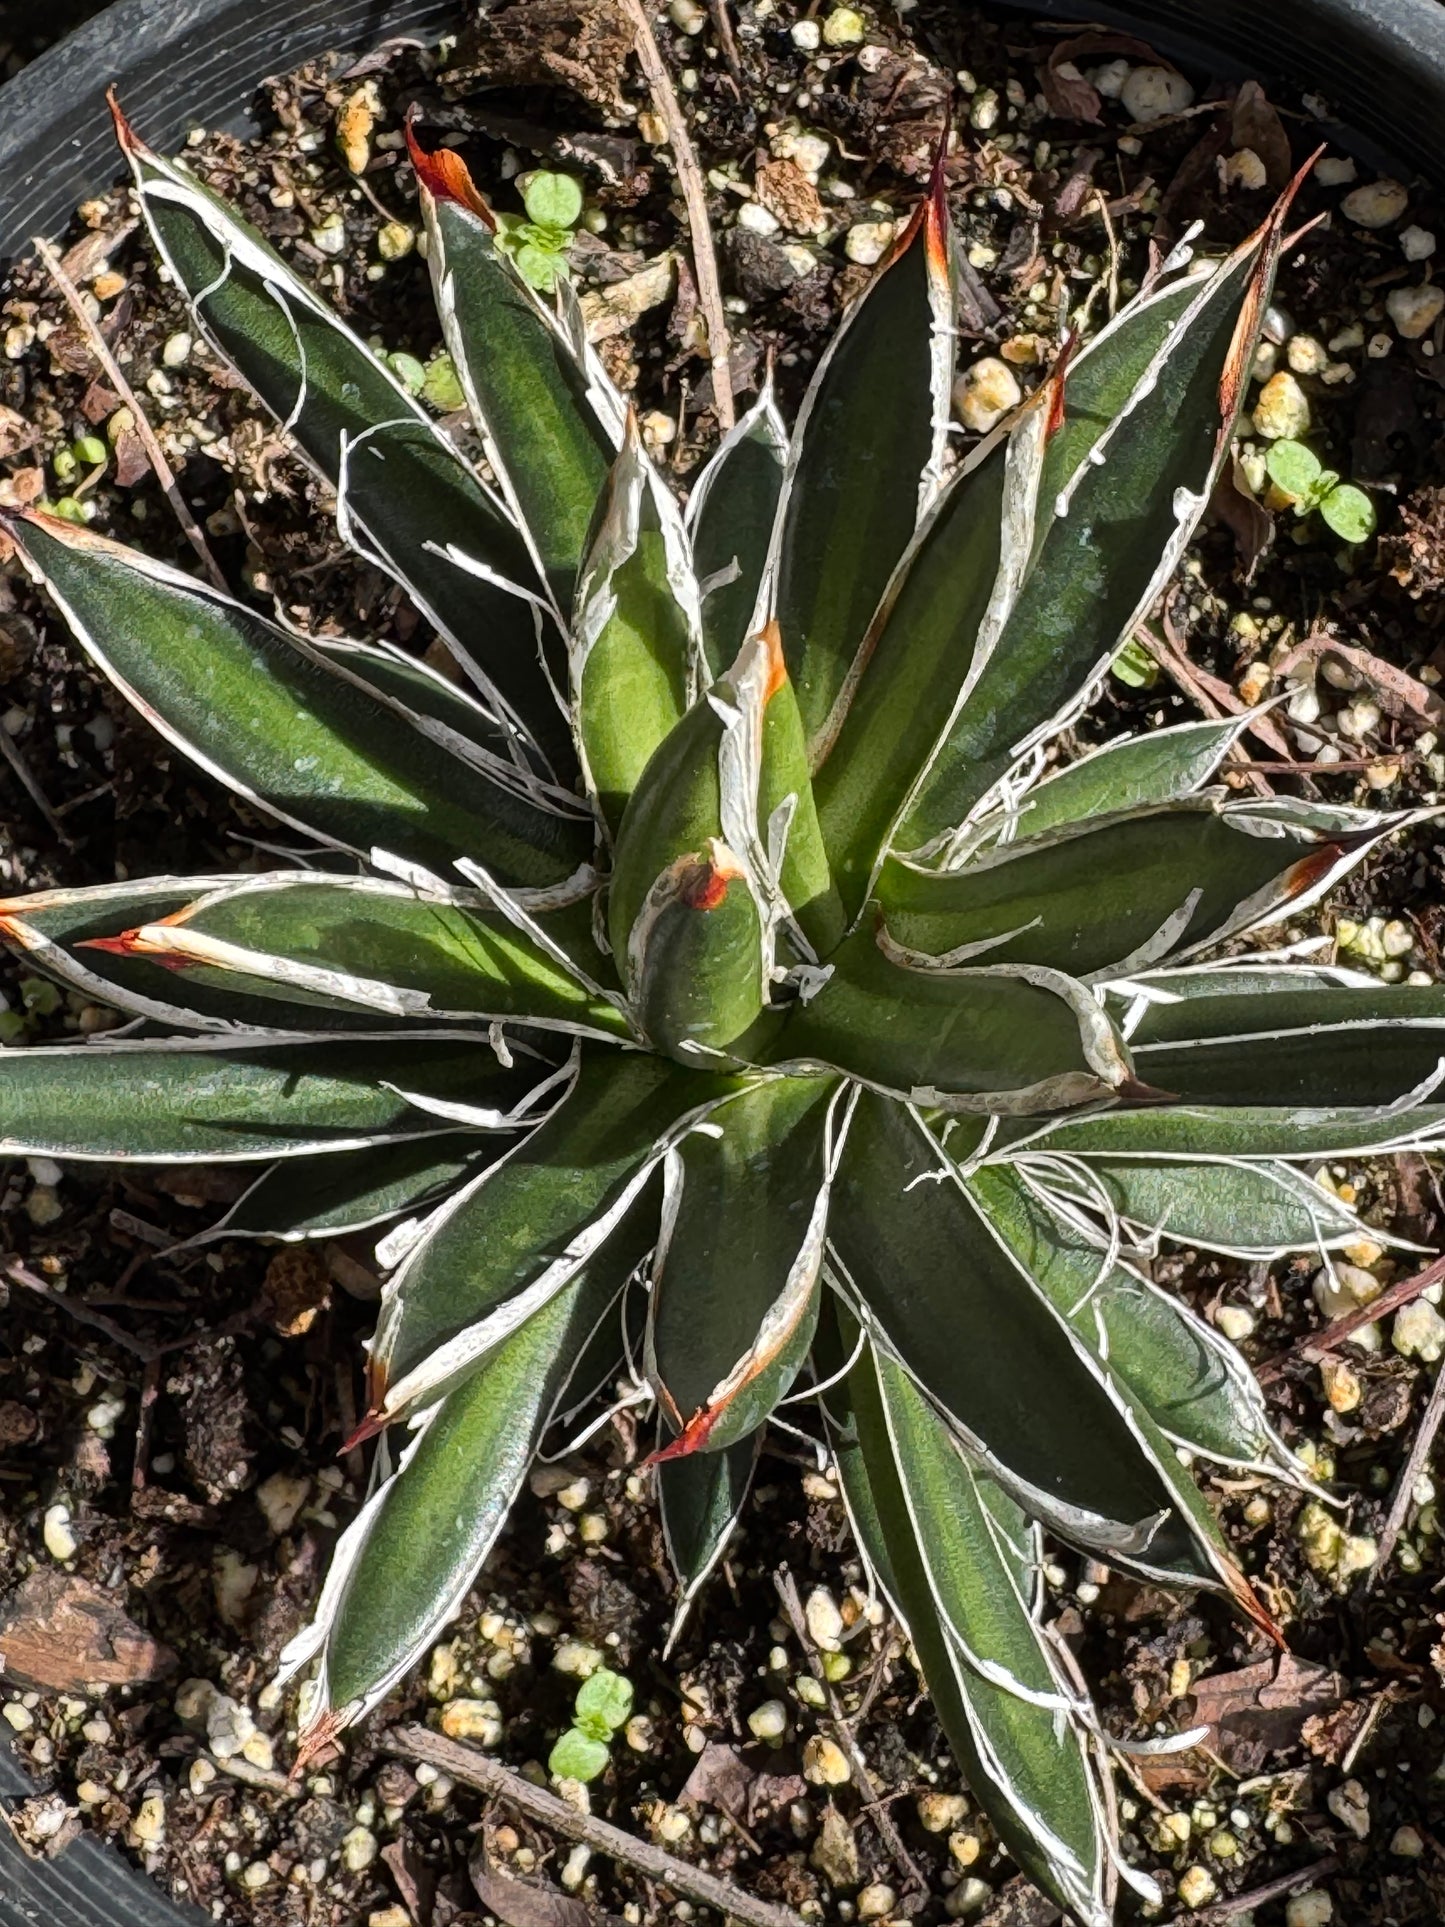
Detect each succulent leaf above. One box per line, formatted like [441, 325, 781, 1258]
[572, 413, 700, 833]
[2, 511, 592, 887]
[0, 1035, 515, 1162]
[899, 208, 1293, 858]
[819, 1302, 1112, 1927]
[687, 381, 788, 677]
[648, 1076, 841, 1454]
[658, 1433, 759, 1639]
[410, 127, 620, 602]
[767, 169, 956, 750]
[994, 716, 1248, 840]
[99, 873, 630, 1038]
[111, 102, 570, 764]
[215, 1133, 495, 1242]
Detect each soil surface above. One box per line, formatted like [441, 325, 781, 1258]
[2, 6, 1445, 1927]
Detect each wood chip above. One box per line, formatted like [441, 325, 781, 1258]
[0, 1570, 176, 1691]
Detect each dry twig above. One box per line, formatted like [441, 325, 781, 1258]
[31, 234, 228, 592]
[774, 1568, 929, 1901]
[1257, 1253, 1445, 1384]
[0, 723, 72, 846]
[385, 1723, 807, 1927]
[1179, 1854, 1338, 1923]
[618, 0, 736, 429]
[1369, 1356, 1445, 1586]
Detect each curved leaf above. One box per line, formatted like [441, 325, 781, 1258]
[0, 1034, 523, 1161]
[280, 1256, 623, 1735]
[98, 873, 630, 1039]
[780, 925, 1135, 1112]
[3, 512, 592, 888]
[768, 171, 956, 749]
[114, 104, 570, 763]
[659, 1432, 759, 1644]
[819, 1303, 1111, 1927]
[366, 1053, 737, 1422]
[876, 800, 1388, 980]
[648, 1076, 840, 1454]
[571, 415, 697, 832]
[411, 130, 618, 602]
[999, 717, 1247, 841]
[687, 381, 788, 678]
[209, 1132, 497, 1242]
[899, 202, 1292, 856]
[827, 1093, 1211, 1580]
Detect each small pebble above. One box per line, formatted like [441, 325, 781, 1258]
[1314, 156, 1357, 186]
[844, 220, 894, 266]
[440, 1699, 504, 1746]
[311, 213, 348, 257]
[790, 18, 821, 49]
[1090, 58, 1130, 99]
[1391, 1824, 1424, 1856]
[822, 6, 867, 46]
[1386, 284, 1445, 339]
[129, 1792, 166, 1847]
[1326, 1779, 1370, 1838]
[43, 1502, 77, 1562]
[1221, 148, 1267, 193]
[803, 1735, 852, 1785]
[341, 1824, 378, 1872]
[748, 1699, 789, 1742]
[737, 201, 781, 238]
[1341, 178, 1409, 228]
[1176, 1866, 1217, 1909]
[377, 222, 414, 262]
[917, 1791, 968, 1832]
[1286, 333, 1328, 375]
[953, 356, 1021, 434]
[1120, 65, 1194, 123]
[1320, 1357, 1362, 1414]
[2, 1703, 32, 1731]
[1393, 1299, 1445, 1363]
[161, 332, 192, 368]
[1215, 1306, 1255, 1343]
[1251, 370, 1311, 440]
[1285, 1894, 1333, 1927]
[945, 1876, 992, 1917]
[1401, 223, 1438, 260]
[668, 0, 706, 31]
[804, 1586, 844, 1651]
[857, 1884, 896, 1920]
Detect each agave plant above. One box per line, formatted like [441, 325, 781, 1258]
[3, 103, 1443, 1921]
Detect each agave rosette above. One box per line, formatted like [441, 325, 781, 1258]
[2, 107, 1442, 1923]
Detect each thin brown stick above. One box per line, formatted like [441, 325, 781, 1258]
[385, 1724, 807, 1927]
[0, 721, 72, 846]
[1369, 1358, 1445, 1586]
[1182, 1854, 1338, 1924]
[31, 235, 228, 592]
[707, 0, 743, 78]
[774, 1568, 929, 1901]
[1133, 621, 1282, 799]
[1257, 1253, 1445, 1384]
[618, 0, 735, 429]
[4, 1256, 154, 1360]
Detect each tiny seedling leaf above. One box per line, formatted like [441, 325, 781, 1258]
[522, 172, 584, 230]
[1264, 437, 1322, 501]
[549, 1727, 612, 1782]
[574, 1666, 635, 1734]
[1320, 482, 1377, 543]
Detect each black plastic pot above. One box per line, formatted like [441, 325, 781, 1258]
[0, 0, 463, 258]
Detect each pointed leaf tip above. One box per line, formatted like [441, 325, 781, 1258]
[758, 617, 788, 702]
[404, 118, 495, 229]
[105, 85, 143, 156]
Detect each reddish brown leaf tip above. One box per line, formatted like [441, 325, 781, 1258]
[105, 87, 146, 158]
[1042, 329, 1079, 442]
[758, 617, 788, 703]
[340, 1410, 388, 1453]
[403, 120, 495, 229]
[77, 928, 192, 971]
[681, 863, 731, 912]
[291, 1709, 344, 1780]
[644, 1406, 720, 1466]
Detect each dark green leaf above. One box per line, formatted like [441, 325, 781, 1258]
[771, 176, 956, 750]
[4, 512, 592, 888]
[367, 1053, 736, 1420]
[828, 1093, 1209, 1577]
[648, 1077, 837, 1454]
[899, 218, 1287, 855]
[213, 1132, 495, 1240]
[413, 136, 616, 603]
[1001, 719, 1245, 839]
[779, 925, 1133, 1110]
[687, 383, 787, 677]
[658, 1433, 758, 1631]
[116, 112, 571, 763]
[0, 1035, 520, 1161]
